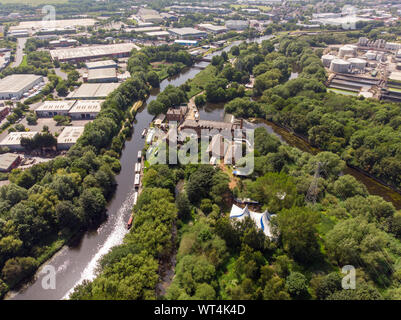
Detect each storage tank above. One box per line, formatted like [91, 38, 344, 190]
[358, 37, 368, 46]
[348, 58, 367, 70]
[339, 45, 355, 58]
[321, 54, 336, 68]
[366, 51, 376, 60]
[330, 59, 351, 73]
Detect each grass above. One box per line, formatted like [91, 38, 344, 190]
[19, 55, 28, 68]
[187, 65, 217, 98]
[327, 88, 358, 96]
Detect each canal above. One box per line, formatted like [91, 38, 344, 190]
[9, 61, 212, 300]
[9, 33, 400, 300]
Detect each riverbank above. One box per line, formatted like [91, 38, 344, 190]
[249, 118, 401, 209]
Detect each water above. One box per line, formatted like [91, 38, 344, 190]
[9, 33, 400, 299]
[9, 58, 207, 301]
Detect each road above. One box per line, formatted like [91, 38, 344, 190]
[11, 37, 27, 68]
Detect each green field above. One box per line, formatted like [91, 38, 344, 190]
[327, 88, 358, 96]
[187, 64, 217, 98]
[0, 0, 68, 4]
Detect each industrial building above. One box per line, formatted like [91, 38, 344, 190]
[9, 19, 97, 34]
[50, 43, 139, 62]
[339, 45, 356, 58]
[0, 74, 43, 100]
[133, 26, 163, 33]
[330, 59, 351, 73]
[85, 60, 117, 70]
[145, 31, 170, 39]
[67, 83, 120, 100]
[168, 27, 207, 39]
[0, 132, 38, 151]
[197, 24, 228, 34]
[86, 68, 118, 83]
[174, 40, 198, 46]
[321, 54, 336, 68]
[49, 38, 79, 48]
[225, 20, 249, 30]
[0, 153, 21, 172]
[137, 8, 163, 24]
[169, 5, 231, 14]
[68, 100, 103, 119]
[348, 58, 367, 70]
[57, 126, 85, 150]
[0, 105, 9, 121]
[35, 100, 76, 117]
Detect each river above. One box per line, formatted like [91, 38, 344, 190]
[10, 33, 400, 300]
[8, 61, 212, 300]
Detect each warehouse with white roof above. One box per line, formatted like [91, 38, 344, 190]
[68, 100, 103, 119]
[86, 68, 118, 83]
[0, 132, 38, 151]
[67, 83, 120, 99]
[168, 27, 207, 39]
[35, 100, 76, 117]
[57, 126, 85, 150]
[85, 60, 117, 70]
[0, 74, 43, 100]
[50, 43, 139, 62]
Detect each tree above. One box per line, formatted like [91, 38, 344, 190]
[146, 71, 160, 88]
[200, 198, 213, 215]
[176, 192, 191, 219]
[194, 94, 206, 108]
[79, 187, 106, 223]
[310, 272, 342, 300]
[332, 175, 368, 200]
[286, 272, 309, 299]
[186, 165, 216, 203]
[254, 127, 281, 156]
[56, 81, 68, 96]
[277, 207, 320, 263]
[325, 217, 396, 285]
[1, 257, 38, 287]
[194, 283, 216, 300]
[231, 46, 240, 56]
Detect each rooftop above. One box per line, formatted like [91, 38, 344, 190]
[0, 74, 43, 94]
[67, 83, 120, 99]
[0, 132, 38, 146]
[0, 153, 20, 171]
[68, 100, 103, 113]
[50, 43, 139, 61]
[168, 27, 206, 36]
[57, 126, 85, 144]
[9, 18, 97, 32]
[87, 68, 117, 81]
[85, 60, 117, 69]
[197, 23, 228, 32]
[35, 100, 76, 112]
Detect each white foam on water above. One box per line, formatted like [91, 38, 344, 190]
[62, 190, 135, 300]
